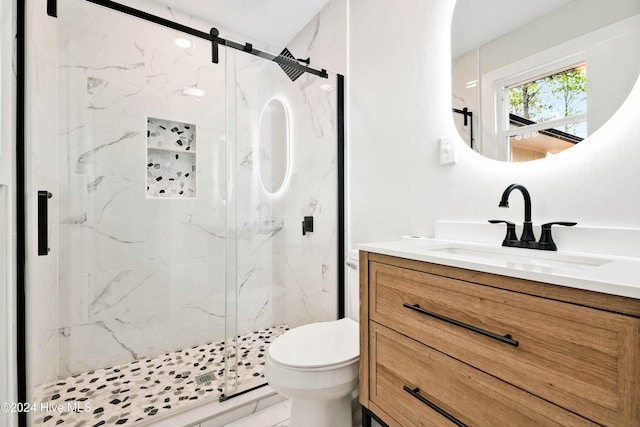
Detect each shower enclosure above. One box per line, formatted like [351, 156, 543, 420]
[20, 0, 344, 425]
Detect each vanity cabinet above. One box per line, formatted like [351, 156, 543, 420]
[359, 252, 640, 427]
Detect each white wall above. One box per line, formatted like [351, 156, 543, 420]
[478, 0, 640, 74]
[0, 0, 12, 186]
[349, 0, 640, 249]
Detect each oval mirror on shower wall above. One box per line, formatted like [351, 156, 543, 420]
[259, 98, 290, 193]
[451, 0, 640, 162]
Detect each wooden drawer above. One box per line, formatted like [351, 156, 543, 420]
[369, 322, 597, 427]
[369, 261, 640, 426]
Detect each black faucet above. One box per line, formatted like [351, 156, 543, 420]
[498, 183, 536, 243]
[489, 183, 577, 251]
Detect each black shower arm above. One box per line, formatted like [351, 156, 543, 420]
[209, 29, 328, 78]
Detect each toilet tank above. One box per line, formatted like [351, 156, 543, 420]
[346, 250, 359, 321]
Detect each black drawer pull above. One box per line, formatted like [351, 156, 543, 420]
[403, 386, 468, 427]
[403, 303, 519, 347]
[37, 191, 53, 256]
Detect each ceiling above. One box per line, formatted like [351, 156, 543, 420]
[147, 0, 574, 56]
[148, 0, 330, 49]
[451, 0, 574, 58]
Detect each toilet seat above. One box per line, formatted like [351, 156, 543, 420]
[268, 318, 359, 370]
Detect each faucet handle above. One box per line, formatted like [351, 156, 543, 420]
[541, 221, 577, 227]
[489, 219, 518, 243]
[538, 221, 577, 251]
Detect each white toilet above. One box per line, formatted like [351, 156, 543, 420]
[264, 251, 360, 427]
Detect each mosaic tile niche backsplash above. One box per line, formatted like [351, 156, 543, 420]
[147, 117, 197, 198]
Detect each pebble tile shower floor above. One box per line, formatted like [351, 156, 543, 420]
[32, 325, 289, 426]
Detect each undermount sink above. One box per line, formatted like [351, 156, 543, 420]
[421, 243, 612, 272]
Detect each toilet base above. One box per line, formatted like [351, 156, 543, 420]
[289, 395, 352, 427]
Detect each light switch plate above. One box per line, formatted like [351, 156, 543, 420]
[440, 136, 456, 165]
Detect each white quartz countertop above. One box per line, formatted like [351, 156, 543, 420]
[359, 238, 640, 300]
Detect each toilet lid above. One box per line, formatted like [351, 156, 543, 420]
[268, 318, 359, 369]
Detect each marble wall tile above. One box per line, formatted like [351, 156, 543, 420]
[72, 126, 144, 179]
[58, 262, 228, 377]
[57, 321, 138, 375]
[87, 177, 146, 224]
[57, 274, 89, 329]
[146, 222, 225, 266]
[286, 0, 347, 75]
[58, 223, 147, 276]
[28, 272, 59, 390]
[87, 268, 167, 322]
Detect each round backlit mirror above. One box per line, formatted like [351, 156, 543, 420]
[259, 98, 290, 192]
[451, 0, 640, 162]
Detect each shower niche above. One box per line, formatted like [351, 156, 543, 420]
[146, 117, 197, 198]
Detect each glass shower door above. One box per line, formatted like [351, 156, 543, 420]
[27, 0, 229, 423]
[223, 45, 341, 398]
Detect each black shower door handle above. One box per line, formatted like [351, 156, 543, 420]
[37, 191, 53, 256]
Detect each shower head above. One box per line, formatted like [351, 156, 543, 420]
[277, 48, 305, 82]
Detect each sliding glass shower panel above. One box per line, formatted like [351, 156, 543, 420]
[223, 45, 340, 397]
[28, 0, 227, 423]
[55, 0, 227, 374]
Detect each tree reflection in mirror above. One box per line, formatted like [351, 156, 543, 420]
[504, 63, 586, 162]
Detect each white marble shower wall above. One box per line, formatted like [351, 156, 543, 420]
[54, 0, 227, 378]
[280, 75, 339, 328]
[231, 53, 339, 334]
[278, 0, 346, 328]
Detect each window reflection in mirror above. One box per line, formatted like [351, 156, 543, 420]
[451, 0, 640, 162]
[503, 62, 587, 162]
